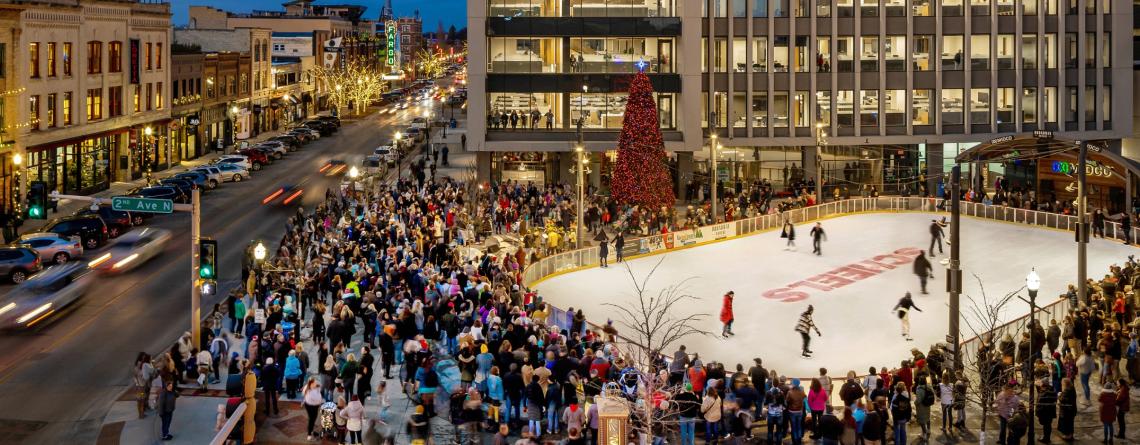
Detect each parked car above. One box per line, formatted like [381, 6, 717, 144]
[302, 120, 334, 136]
[293, 127, 320, 140]
[239, 148, 272, 166]
[255, 142, 287, 158]
[0, 263, 93, 329]
[90, 228, 172, 273]
[42, 214, 108, 250]
[14, 233, 83, 264]
[213, 154, 256, 171]
[131, 186, 187, 204]
[72, 207, 133, 238]
[374, 145, 398, 166]
[316, 115, 341, 128]
[410, 117, 429, 130]
[158, 178, 196, 197]
[403, 127, 425, 143]
[173, 171, 216, 190]
[196, 163, 248, 182]
[269, 135, 302, 151]
[188, 166, 225, 186]
[285, 129, 312, 144]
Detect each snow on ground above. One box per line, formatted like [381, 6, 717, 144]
[536, 212, 1138, 378]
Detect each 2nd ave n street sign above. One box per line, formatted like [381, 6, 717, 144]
[111, 196, 174, 214]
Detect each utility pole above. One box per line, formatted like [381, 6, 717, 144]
[576, 114, 585, 249]
[709, 115, 718, 222]
[815, 122, 825, 202]
[948, 165, 963, 371]
[191, 188, 202, 349]
[1076, 141, 1088, 304]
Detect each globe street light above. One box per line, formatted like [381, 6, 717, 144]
[143, 126, 154, 183]
[1025, 267, 1041, 443]
[348, 165, 360, 179]
[253, 241, 267, 262]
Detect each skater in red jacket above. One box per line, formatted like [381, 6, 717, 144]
[721, 291, 735, 337]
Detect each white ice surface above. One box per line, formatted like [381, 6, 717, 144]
[536, 212, 1138, 378]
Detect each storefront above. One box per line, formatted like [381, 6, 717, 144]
[173, 114, 201, 162]
[493, 152, 550, 185]
[1036, 154, 1129, 212]
[26, 132, 118, 195]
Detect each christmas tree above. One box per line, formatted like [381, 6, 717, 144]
[610, 70, 675, 208]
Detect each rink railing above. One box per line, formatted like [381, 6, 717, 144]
[523, 196, 1113, 373]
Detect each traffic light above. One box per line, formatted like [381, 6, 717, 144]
[199, 238, 218, 280]
[27, 181, 48, 220]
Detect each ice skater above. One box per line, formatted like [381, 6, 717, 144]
[596, 230, 609, 268]
[893, 292, 923, 341]
[913, 251, 933, 294]
[796, 305, 822, 357]
[810, 222, 826, 255]
[782, 221, 796, 251]
[929, 218, 947, 256]
[720, 291, 735, 337]
[614, 231, 626, 263]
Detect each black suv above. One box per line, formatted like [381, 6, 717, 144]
[0, 246, 41, 283]
[73, 207, 135, 238]
[43, 214, 108, 249]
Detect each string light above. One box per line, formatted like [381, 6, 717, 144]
[610, 71, 675, 208]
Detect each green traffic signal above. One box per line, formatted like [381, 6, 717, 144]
[199, 238, 218, 280]
[27, 206, 43, 219]
[199, 265, 213, 279]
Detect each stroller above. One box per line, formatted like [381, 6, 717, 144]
[315, 401, 338, 439]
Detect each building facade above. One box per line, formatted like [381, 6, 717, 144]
[174, 27, 273, 139]
[170, 52, 203, 162]
[13, 0, 172, 195]
[468, 0, 1132, 202]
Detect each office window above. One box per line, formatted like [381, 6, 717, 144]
[156, 43, 162, 69]
[996, 0, 1014, 14]
[1021, 35, 1037, 69]
[793, 91, 808, 126]
[816, 91, 832, 125]
[107, 86, 120, 117]
[996, 34, 1015, 69]
[752, 92, 768, 128]
[145, 42, 152, 70]
[62, 92, 72, 125]
[1043, 87, 1057, 122]
[884, 36, 905, 71]
[733, 92, 747, 127]
[942, 35, 964, 70]
[884, 89, 905, 126]
[1022, 88, 1037, 123]
[109, 41, 122, 72]
[913, 35, 932, 70]
[860, 36, 878, 71]
[735, 0, 748, 16]
[794, 0, 809, 16]
[970, 88, 991, 124]
[86, 88, 102, 120]
[774, 0, 788, 16]
[29, 42, 39, 78]
[860, 90, 878, 125]
[885, 0, 904, 15]
[837, 0, 853, 16]
[732, 38, 747, 72]
[942, 0, 962, 15]
[133, 85, 141, 112]
[62, 42, 72, 75]
[941, 88, 963, 125]
[836, 36, 854, 72]
[1101, 33, 1110, 67]
[29, 95, 39, 130]
[754, 0, 768, 16]
[995, 87, 1014, 123]
[1102, 0, 1109, 13]
[1044, 0, 1056, 13]
[155, 82, 163, 109]
[773, 36, 789, 72]
[970, 35, 990, 70]
[970, 0, 989, 16]
[1084, 33, 1094, 68]
[1043, 34, 1056, 68]
[912, 89, 932, 125]
[913, 0, 932, 15]
[146, 83, 152, 110]
[794, 36, 809, 72]
[45, 93, 55, 127]
[1102, 86, 1110, 122]
[817, 37, 831, 72]
[1023, 0, 1037, 14]
[714, 38, 727, 72]
[1085, 0, 1094, 13]
[752, 37, 768, 72]
[861, 0, 878, 16]
[87, 41, 102, 74]
[817, 0, 831, 16]
[47, 43, 56, 77]
[1066, 87, 1077, 122]
[836, 90, 854, 126]
[772, 92, 789, 127]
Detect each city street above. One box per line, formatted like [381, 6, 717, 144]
[0, 104, 424, 444]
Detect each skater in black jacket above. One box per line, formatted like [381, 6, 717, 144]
[893, 292, 923, 341]
[913, 251, 933, 294]
[810, 223, 826, 255]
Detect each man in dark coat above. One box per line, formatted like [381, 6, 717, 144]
[1036, 380, 1057, 443]
[914, 251, 933, 294]
[260, 358, 281, 415]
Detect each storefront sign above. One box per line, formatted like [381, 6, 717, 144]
[129, 39, 140, 84]
[385, 21, 397, 67]
[761, 247, 921, 303]
[1032, 130, 1054, 139]
[989, 135, 1014, 144]
[187, 115, 200, 127]
[638, 234, 667, 254]
[1051, 160, 1114, 178]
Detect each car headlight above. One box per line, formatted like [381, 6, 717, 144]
[0, 302, 16, 317]
[16, 303, 52, 325]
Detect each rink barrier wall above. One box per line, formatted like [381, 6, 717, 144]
[525, 197, 1125, 379]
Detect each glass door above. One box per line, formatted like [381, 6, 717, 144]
[657, 95, 674, 129]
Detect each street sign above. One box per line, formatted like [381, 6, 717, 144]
[111, 196, 174, 214]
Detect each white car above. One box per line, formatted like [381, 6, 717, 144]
[89, 228, 172, 273]
[188, 166, 225, 185]
[410, 117, 429, 130]
[213, 155, 255, 171]
[256, 142, 288, 158]
[0, 263, 94, 330]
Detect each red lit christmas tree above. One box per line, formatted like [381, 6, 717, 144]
[610, 70, 675, 208]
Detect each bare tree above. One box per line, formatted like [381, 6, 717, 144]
[602, 258, 712, 445]
[959, 274, 1023, 445]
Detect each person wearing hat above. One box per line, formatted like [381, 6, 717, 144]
[720, 291, 735, 337]
[674, 382, 701, 445]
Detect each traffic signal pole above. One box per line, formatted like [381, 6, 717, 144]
[51, 190, 203, 347]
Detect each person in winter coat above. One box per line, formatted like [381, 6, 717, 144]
[862, 400, 885, 445]
[1008, 403, 1029, 445]
[839, 373, 865, 408]
[766, 383, 787, 444]
[1057, 377, 1077, 441]
[341, 394, 365, 444]
[596, 230, 609, 268]
[1035, 379, 1057, 443]
[786, 379, 807, 444]
[1099, 382, 1119, 443]
[562, 402, 585, 434]
[1114, 378, 1130, 440]
[284, 350, 304, 399]
[913, 379, 933, 440]
[486, 366, 504, 424]
[807, 378, 829, 440]
[701, 387, 724, 443]
[893, 292, 923, 341]
[782, 221, 796, 250]
[994, 382, 1021, 445]
[810, 222, 826, 255]
[889, 383, 912, 445]
[720, 291, 735, 337]
[913, 251, 932, 294]
[261, 358, 281, 415]
[157, 380, 178, 441]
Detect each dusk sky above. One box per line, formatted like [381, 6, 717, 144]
[167, 0, 467, 29]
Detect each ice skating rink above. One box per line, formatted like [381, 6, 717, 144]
[536, 212, 1138, 377]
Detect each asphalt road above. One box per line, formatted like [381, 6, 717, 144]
[0, 98, 433, 444]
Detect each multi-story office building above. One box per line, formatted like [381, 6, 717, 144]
[469, 0, 1132, 208]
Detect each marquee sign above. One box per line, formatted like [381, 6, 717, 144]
[385, 21, 397, 67]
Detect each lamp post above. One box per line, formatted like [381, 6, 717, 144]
[948, 165, 963, 371]
[709, 131, 719, 221]
[251, 241, 267, 295]
[1076, 141, 1089, 304]
[814, 122, 826, 203]
[230, 105, 240, 150]
[575, 144, 586, 249]
[9, 153, 22, 241]
[395, 131, 403, 179]
[1025, 268, 1041, 444]
[143, 126, 154, 183]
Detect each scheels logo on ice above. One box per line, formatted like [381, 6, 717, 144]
[762, 247, 923, 303]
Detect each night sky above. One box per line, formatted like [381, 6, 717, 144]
[167, 0, 466, 30]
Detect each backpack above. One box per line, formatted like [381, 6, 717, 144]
[920, 385, 935, 407]
[226, 373, 243, 396]
[424, 368, 440, 388]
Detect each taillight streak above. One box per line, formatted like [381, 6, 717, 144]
[262, 188, 285, 204]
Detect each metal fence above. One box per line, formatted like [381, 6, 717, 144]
[209, 402, 246, 445]
[523, 197, 1118, 374]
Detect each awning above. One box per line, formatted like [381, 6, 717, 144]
[954, 132, 1140, 182]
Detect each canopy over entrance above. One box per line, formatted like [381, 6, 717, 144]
[953, 132, 1140, 182]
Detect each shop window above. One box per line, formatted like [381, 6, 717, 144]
[995, 87, 1014, 123]
[970, 88, 990, 124]
[489, 92, 562, 129]
[912, 89, 932, 125]
[493, 37, 562, 73]
[941, 88, 963, 125]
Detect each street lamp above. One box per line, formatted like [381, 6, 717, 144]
[348, 165, 360, 179]
[1025, 267, 1041, 444]
[709, 132, 719, 221]
[394, 132, 404, 179]
[575, 145, 586, 249]
[143, 126, 154, 183]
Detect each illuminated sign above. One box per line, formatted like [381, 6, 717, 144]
[385, 21, 397, 67]
[1051, 160, 1114, 178]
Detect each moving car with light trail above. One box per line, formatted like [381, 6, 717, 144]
[88, 228, 172, 273]
[0, 263, 94, 330]
[262, 185, 305, 206]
